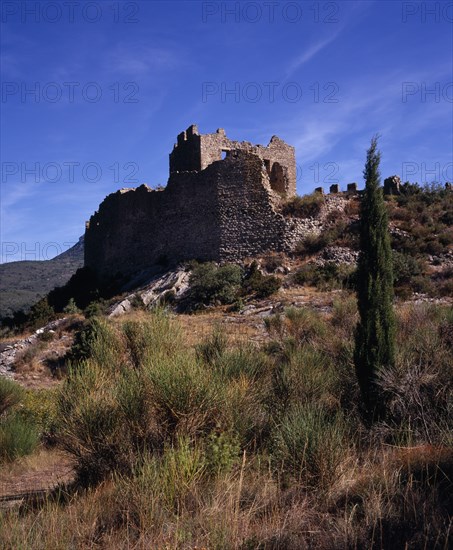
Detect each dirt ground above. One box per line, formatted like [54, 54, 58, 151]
[0, 449, 75, 504]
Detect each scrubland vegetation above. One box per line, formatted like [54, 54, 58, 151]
[0, 180, 451, 548]
[1, 301, 452, 549]
[1, 182, 451, 336]
[291, 183, 453, 299]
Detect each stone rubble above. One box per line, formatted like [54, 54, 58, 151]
[0, 318, 68, 380]
[316, 246, 359, 266]
[108, 268, 191, 317]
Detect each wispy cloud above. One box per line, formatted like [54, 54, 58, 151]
[285, 32, 343, 77]
[285, 59, 451, 157]
[105, 42, 193, 78]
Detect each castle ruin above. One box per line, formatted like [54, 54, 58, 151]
[169, 125, 296, 196]
[84, 125, 309, 281]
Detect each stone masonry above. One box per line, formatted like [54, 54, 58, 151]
[84, 125, 411, 282]
[85, 126, 299, 280]
[169, 125, 296, 196]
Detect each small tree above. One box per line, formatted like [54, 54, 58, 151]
[354, 136, 395, 422]
[64, 298, 81, 314]
[28, 298, 56, 329]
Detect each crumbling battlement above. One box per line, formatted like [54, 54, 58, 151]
[85, 127, 299, 281]
[85, 125, 431, 282]
[169, 125, 296, 197]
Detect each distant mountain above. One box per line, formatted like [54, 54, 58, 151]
[0, 236, 84, 319]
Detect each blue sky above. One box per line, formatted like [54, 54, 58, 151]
[1, 0, 452, 261]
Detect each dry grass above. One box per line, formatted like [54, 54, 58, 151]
[0, 448, 74, 498]
[0, 300, 451, 548]
[1, 446, 451, 549]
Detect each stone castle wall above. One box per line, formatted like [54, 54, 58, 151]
[84, 126, 340, 281]
[84, 170, 222, 280]
[170, 125, 296, 196]
[85, 124, 437, 282]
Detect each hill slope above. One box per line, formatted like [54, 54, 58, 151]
[0, 237, 84, 318]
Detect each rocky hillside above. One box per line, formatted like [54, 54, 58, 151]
[0, 237, 84, 319]
[2, 184, 452, 323]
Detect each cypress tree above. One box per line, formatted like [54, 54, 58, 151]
[354, 136, 395, 422]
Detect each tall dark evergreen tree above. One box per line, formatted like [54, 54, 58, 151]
[354, 136, 395, 421]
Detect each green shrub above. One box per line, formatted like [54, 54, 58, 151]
[146, 353, 226, 439]
[412, 275, 434, 295]
[37, 330, 55, 342]
[196, 325, 228, 365]
[262, 252, 285, 272]
[125, 437, 206, 513]
[214, 345, 269, 381]
[284, 307, 329, 345]
[331, 295, 358, 331]
[392, 251, 429, 297]
[292, 263, 317, 286]
[20, 388, 59, 441]
[438, 277, 453, 298]
[390, 184, 452, 265]
[27, 298, 56, 330]
[58, 315, 228, 485]
[392, 250, 423, 286]
[421, 238, 444, 256]
[157, 437, 206, 509]
[224, 371, 268, 448]
[282, 193, 324, 218]
[188, 262, 242, 308]
[265, 307, 329, 349]
[63, 298, 81, 314]
[67, 317, 124, 368]
[438, 230, 453, 247]
[270, 403, 348, 488]
[123, 311, 181, 366]
[0, 379, 39, 461]
[0, 377, 23, 416]
[284, 346, 339, 403]
[0, 413, 39, 461]
[440, 209, 453, 225]
[241, 262, 280, 298]
[293, 262, 356, 290]
[295, 233, 329, 255]
[58, 361, 127, 484]
[295, 219, 353, 257]
[129, 294, 145, 310]
[84, 299, 107, 319]
[67, 319, 99, 362]
[205, 431, 240, 475]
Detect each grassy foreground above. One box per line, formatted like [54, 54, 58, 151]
[0, 300, 452, 549]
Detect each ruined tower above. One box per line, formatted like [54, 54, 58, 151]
[84, 125, 298, 280]
[169, 125, 296, 197]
